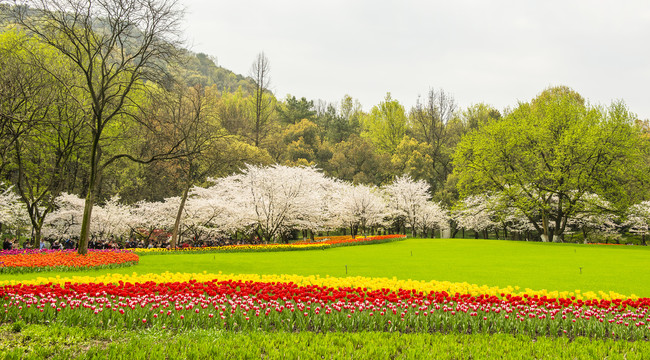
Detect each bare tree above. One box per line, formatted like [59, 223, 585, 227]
[249, 52, 274, 147]
[410, 88, 457, 188]
[11, 0, 185, 254]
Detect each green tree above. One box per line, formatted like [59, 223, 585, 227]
[460, 103, 501, 131]
[277, 95, 315, 125]
[215, 88, 252, 137]
[0, 29, 87, 246]
[453, 86, 648, 242]
[361, 93, 407, 153]
[327, 135, 393, 185]
[391, 136, 435, 184]
[12, 0, 186, 254]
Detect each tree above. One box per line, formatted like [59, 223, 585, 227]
[410, 88, 456, 146]
[249, 52, 275, 147]
[327, 135, 393, 185]
[277, 95, 315, 125]
[452, 194, 498, 239]
[408, 88, 459, 192]
[42, 192, 85, 240]
[0, 185, 30, 235]
[460, 103, 501, 131]
[0, 29, 87, 247]
[454, 86, 648, 242]
[384, 175, 431, 237]
[391, 136, 435, 185]
[211, 165, 332, 243]
[418, 202, 449, 238]
[331, 183, 387, 238]
[625, 201, 650, 245]
[361, 93, 407, 153]
[11, 0, 185, 254]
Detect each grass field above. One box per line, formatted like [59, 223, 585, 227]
[3, 238, 650, 297]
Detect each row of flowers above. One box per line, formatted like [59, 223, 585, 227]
[0, 271, 639, 302]
[0, 249, 139, 274]
[128, 235, 406, 255]
[1, 277, 648, 339]
[296, 234, 406, 246]
[130, 243, 330, 255]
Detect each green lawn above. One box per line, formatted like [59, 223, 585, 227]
[3, 238, 650, 297]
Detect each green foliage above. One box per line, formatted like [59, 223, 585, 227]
[453, 86, 649, 240]
[183, 52, 256, 94]
[460, 103, 501, 130]
[391, 136, 435, 184]
[327, 135, 393, 185]
[361, 93, 407, 153]
[276, 95, 315, 125]
[3, 321, 650, 359]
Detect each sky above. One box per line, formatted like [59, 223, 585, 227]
[181, 0, 650, 120]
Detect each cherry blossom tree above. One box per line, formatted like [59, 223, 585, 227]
[128, 198, 179, 245]
[331, 182, 388, 238]
[624, 201, 650, 245]
[417, 202, 449, 238]
[452, 194, 497, 239]
[0, 185, 30, 234]
[90, 195, 132, 241]
[568, 193, 619, 243]
[384, 175, 431, 236]
[210, 165, 333, 243]
[42, 192, 85, 240]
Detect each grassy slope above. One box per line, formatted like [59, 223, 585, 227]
[2, 238, 650, 296]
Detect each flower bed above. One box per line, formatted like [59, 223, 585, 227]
[130, 243, 330, 255]
[1, 276, 648, 340]
[0, 249, 139, 274]
[296, 234, 407, 247]
[128, 235, 406, 255]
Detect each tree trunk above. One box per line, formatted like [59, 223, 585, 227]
[170, 183, 192, 249]
[78, 188, 96, 255]
[540, 213, 550, 242]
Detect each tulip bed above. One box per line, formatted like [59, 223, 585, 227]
[130, 243, 330, 255]
[1, 272, 649, 341]
[295, 234, 406, 247]
[0, 250, 139, 274]
[129, 234, 406, 255]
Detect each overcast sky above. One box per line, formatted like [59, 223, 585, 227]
[181, 0, 650, 120]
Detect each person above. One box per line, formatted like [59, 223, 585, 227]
[2, 238, 11, 250]
[40, 239, 47, 249]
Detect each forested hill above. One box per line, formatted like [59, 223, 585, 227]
[178, 51, 256, 93]
[0, 4, 255, 94]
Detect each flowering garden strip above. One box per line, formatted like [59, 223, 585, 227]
[127, 234, 406, 255]
[0, 271, 637, 301]
[129, 243, 330, 255]
[2, 278, 650, 340]
[4, 325, 650, 360]
[294, 234, 407, 247]
[0, 250, 139, 274]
